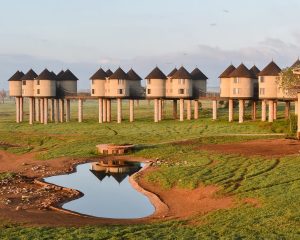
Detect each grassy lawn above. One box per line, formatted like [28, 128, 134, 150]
[0, 99, 299, 239]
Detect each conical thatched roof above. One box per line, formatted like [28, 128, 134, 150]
[172, 66, 192, 79]
[127, 68, 142, 81]
[106, 69, 113, 77]
[8, 71, 24, 81]
[229, 64, 253, 78]
[219, 65, 236, 78]
[191, 68, 208, 80]
[109, 67, 129, 80]
[36, 69, 56, 80]
[51, 71, 58, 81]
[21, 69, 38, 80]
[90, 170, 107, 182]
[250, 65, 260, 79]
[145, 67, 167, 79]
[291, 58, 300, 68]
[60, 69, 79, 81]
[90, 68, 108, 80]
[258, 61, 281, 76]
[56, 70, 65, 80]
[167, 68, 177, 77]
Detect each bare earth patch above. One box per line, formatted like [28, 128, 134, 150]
[138, 169, 234, 219]
[195, 139, 300, 157]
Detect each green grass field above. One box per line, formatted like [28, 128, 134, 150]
[0, 99, 299, 239]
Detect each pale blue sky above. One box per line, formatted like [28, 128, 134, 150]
[1, 0, 300, 89]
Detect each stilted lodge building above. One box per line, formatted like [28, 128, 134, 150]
[168, 66, 193, 99]
[219, 64, 236, 98]
[8, 71, 24, 97]
[191, 67, 208, 98]
[34, 69, 57, 97]
[21, 69, 38, 97]
[90, 68, 108, 97]
[145, 67, 167, 98]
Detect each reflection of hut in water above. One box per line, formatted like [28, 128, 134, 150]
[90, 160, 142, 184]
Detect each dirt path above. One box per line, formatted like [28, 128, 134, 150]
[194, 138, 300, 157]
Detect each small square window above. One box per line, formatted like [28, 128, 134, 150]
[147, 79, 151, 85]
[22, 81, 26, 86]
[37, 80, 40, 85]
[147, 89, 151, 94]
[118, 89, 123, 94]
[37, 89, 40, 94]
[92, 89, 95, 94]
[179, 89, 184, 94]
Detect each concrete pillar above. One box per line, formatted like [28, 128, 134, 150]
[297, 93, 300, 139]
[179, 99, 184, 122]
[16, 97, 20, 123]
[158, 99, 162, 121]
[117, 98, 122, 124]
[268, 100, 274, 123]
[295, 101, 298, 115]
[35, 98, 40, 122]
[238, 100, 244, 123]
[54, 99, 59, 123]
[29, 97, 34, 125]
[98, 98, 103, 123]
[59, 99, 64, 123]
[44, 98, 48, 125]
[173, 100, 177, 119]
[49, 99, 54, 122]
[107, 99, 111, 122]
[261, 100, 267, 122]
[19, 97, 23, 122]
[66, 99, 71, 122]
[103, 99, 107, 123]
[229, 99, 234, 122]
[40, 98, 44, 123]
[273, 101, 277, 120]
[285, 102, 290, 120]
[212, 100, 217, 120]
[129, 99, 134, 122]
[187, 100, 191, 120]
[154, 99, 159, 123]
[78, 99, 83, 123]
[194, 100, 199, 120]
[252, 101, 257, 121]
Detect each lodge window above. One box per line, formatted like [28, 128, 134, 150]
[37, 89, 40, 94]
[179, 89, 184, 94]
[92, 89, 95, 94]
[118, 89, 123, 94]
[234, 78, 239, 84]
[178, 79, 185, 84]
[259, 88, 265, 95]
[118, 79, 123, 85]
[147, 79, 151, 85]
[233, 88, 240, 95]
[92, 80, 94, 85]
[37, 80, 40, 85]
[260, 77, 264, 83]
[22, 81, 26, 86]
[147, 89, 151, 94]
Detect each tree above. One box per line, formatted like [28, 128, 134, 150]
[0, 89, 6, 104]
[278, 66, 300, 97]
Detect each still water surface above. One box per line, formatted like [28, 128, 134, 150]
[44, 162, 155, 219]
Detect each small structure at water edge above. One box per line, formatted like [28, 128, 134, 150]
[96, 144, 135, 155]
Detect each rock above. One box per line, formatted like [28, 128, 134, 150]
[16, 206, 22, 211]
